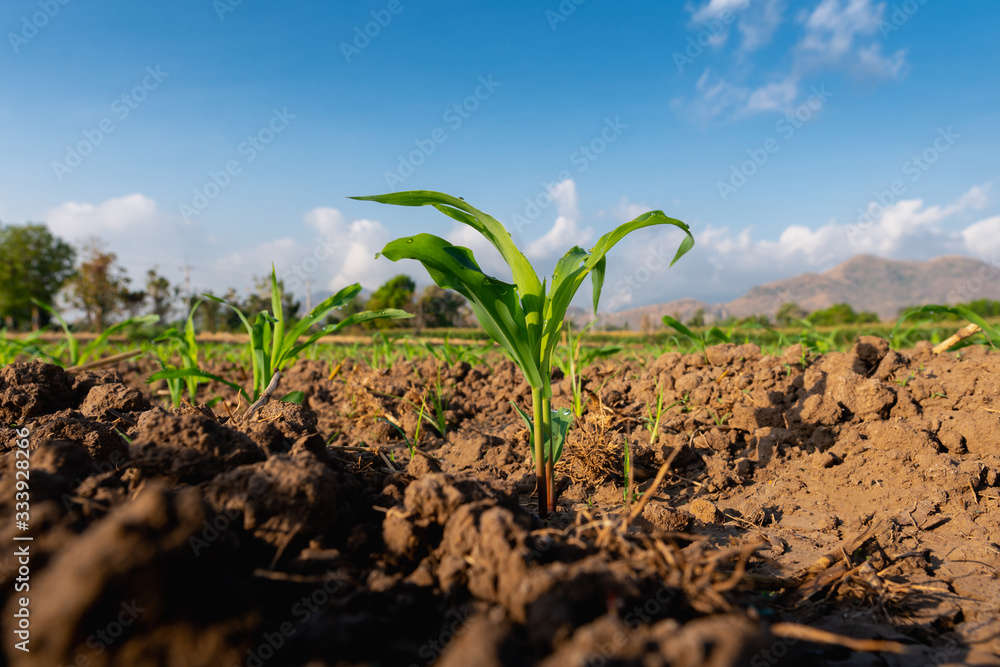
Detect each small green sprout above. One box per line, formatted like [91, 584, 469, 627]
[355, 190, 693, 517]
[33, 299, 158, 367]
[150, 266, 411, 403]
[555, 321, 622, 419]
[661, 315, 729, 362]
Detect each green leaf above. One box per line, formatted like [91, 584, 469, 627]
[276, 283, 363, 368]
[281, 390, 305, 404]
[80, 315, 160, 365]
[147, 368, 249, 402]
[548, 407, 573, 464]
[707, 326, 730, 345]
[510, 400, 534, 450]
[351, 190, 543, 305]
[269, 264, 285, 376]
[381, 233, 544, 389]
[662, 315, 697, 343]
[280, 308, 412, 362]
[588, 211, 694, 272]
[896, 305, 999, 348]
[511, 402, 572, 463]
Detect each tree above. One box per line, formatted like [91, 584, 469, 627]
[146, 267, 179, 322]
[197, 289, 223, 332]
[415, 285, 466, 329]
[366, 275, 415, 328]
[775, 302, 808, 327]
[67, 239, 130, 332]
[686, 308, 706, 328]
[0, 223, 76, 330]
[242, 274, 301, 322]
[807, 303, 879, 327]
[120, 287, 147, 319]
[640, 313, 655, 335]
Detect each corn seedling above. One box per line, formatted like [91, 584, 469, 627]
[151, 267, 411, 403]
[355, 190, 693, 516]
[893, 304, 1000, 349]
[0, 330, 57, 366]
[644, 379, 671, 447]
[32, 299, 159, 368]
[151, 300, 209, 406]
[622, 439, 640, 504]
[661, 316, 729, 363]
[706, 408, 731, 426]
[379, 417, 416, 459]
[555, 321, 622, 419]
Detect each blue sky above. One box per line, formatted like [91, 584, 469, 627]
[1, 0, 998, 313]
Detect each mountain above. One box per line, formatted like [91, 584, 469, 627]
[592, 255, 998, 329]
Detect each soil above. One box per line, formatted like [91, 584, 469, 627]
[1, 336, 999, 666]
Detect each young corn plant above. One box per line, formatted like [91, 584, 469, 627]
[555, 321, 622, 419]
[151, 300, 208, 407]
[661, 315, 730, 362]
[151, 267, 411, 404]
[33, 300, 159, 367]
[354, 190, 693, 517]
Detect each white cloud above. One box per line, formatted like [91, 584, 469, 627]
[46, 193, 161, 239]
[690, 0, 783, 52]
[525, 179, 592, 260]
[681, 0, 906, 119]
[685, 69, 752, 121]
[597, 185, 996, 309]
[44, 194, 205, 286]
[41, 194, 409, 300]
[300, 208, 398, 293]
[745, 77, 800, 112]
[962, 216, 1000, 259]
[39, 186, 1000, 316]
[599, 197, 649, 223]
[738, 0, 784, 51]
[799, 0, 907, 77]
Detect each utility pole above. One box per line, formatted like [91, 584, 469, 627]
[180, 261, 193, 312]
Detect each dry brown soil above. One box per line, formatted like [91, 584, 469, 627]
[1, 336, 999, 666]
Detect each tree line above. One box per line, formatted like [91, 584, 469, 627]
[0, 222, 471, 333]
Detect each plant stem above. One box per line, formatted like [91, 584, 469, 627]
[532, 388, 548, 518]
[541, 395, 555, 512]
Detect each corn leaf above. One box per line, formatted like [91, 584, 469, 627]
[510, 401, 572, 463]
[351, 190, 542, 299]
[148, 367, 250, 402]
[381, 233, 544, 389]
[662, 315, 697, 342]
[269, 265, 285, 378]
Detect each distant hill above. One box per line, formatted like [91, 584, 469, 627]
[586, 255, 998, 330]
